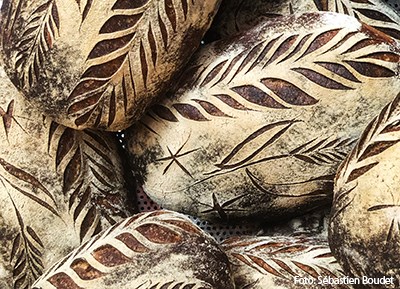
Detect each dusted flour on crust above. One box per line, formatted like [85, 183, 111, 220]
[32, 210, 235, 289]
[221, 235, 352, 289]
[0, 65, 133, 289]
[126, 12, 400, 222]
[0, 0, 221, 130]
[329, 92, 400, 289]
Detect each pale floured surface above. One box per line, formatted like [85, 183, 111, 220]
[330, 93, 400, 288]
[222, 235, 352, 289]
[32, 211, 235, 289]
[1, 0, 221, 130]
[0, 64, 132, 288]
[127, 12, 400, 223]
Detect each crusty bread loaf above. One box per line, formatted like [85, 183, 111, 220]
[0, 0, 221, 130]
[222, 235, 352, 289]
[0, 65, 133, 289]
[32, 210, 235, 289]
[329, 92, 400, 289]
[126, 12, 400, 222]
[206, 0, 400, 41]
[206, 0, 318, 41]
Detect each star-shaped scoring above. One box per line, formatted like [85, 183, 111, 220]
[155, 136, 200, 178]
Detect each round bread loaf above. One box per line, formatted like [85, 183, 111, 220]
[0, 0, 220, 130]
[221, 235, 352, 289]
[32, 210, 235, 289]
[126, 12, 400, 222]
[0, 64, 133, 289]
[206, 0, 400, 42]
[329, 92, 400, 289]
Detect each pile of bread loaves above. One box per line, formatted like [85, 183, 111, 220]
[0, 0, 399, 288]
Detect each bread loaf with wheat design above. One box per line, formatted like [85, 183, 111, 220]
[221, 235, 353, 289]
[0, 0, 221, 130]
[0, 64, 133, 289]
[32, 210, 235, 289]
[329, 92, 400, 289]
[126, 12, 400, 222]
[206, 0, 400, 42]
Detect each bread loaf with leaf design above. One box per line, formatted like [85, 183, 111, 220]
[205, 0, 318, 41]
[0, 64, 133, 289]
[329, 92, 400, 289]
[206, 0, 400, 42]
[31, 210, 235, 289]
[316, 0, 400, 41]
[126, 12, 400, 222]
[221, 235, 352, 289]
[0, 0, 220, 131]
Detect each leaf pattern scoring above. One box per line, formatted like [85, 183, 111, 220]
[31, 211, 212, 288]
[48, 122, 128, 241]
[13, 1, 60, 88]
[334, 93, 400, 220]
[222, 236, 351, 288]
[147, 16, 399, 123]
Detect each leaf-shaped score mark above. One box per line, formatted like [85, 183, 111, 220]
[345, 61, 396, 78]
[172, 103, 209, 121]
[261, 78, 319, 106]
[92, 244, 131, 267]
[291, 68, 353, 90]
[136, 223, 182, 244]
[14, 1, 60, 88]
[50, 124, 116, 195]
[31, 211, 204, 287]
[231, 85, 287, 109]
[70, 258, 105, 281]
[246, 168, 329, 199]
[135, 280, 206, 289]
[47, 272, 84, 289]
[289, 137, 356, 166]
[0, 157, 59, 217]
[66, 8, 145, 127]
[354, 7, 400, 40]
[215, 119, 299, 170]
[8, 194, 45, 289]
[149, 22, 399, 127]
[0, 100, 28, 142]
[49, 123, 125, 241]
[314, 0, 400, 40]
[79, 0, 94, 23]
[336, 93, 400, 186]
[66, 0, 168, 128]
[227, 239, 343, 286]
[116, 232, 150, 253]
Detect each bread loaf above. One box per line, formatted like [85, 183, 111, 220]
[329, 92, 400, 289]
[126, 12, 400, 222]
[316, 0, 400, 41]
[0, 0, 221, 130]
[0, 65, 133, 289]
[205, 0, 318, 41]
[32, 210, 235, 289]
[206, 0, 400, 41]
[221, 235, 352, 289]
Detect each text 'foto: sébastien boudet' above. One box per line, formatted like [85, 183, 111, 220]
[294, 276, 395, 286]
